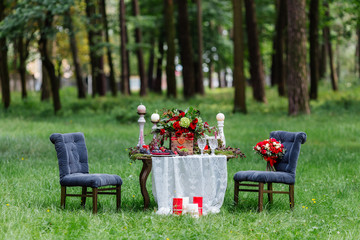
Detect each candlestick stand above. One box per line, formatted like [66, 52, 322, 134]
[217, 120, 226, 147]
[137, 112, 146, 148]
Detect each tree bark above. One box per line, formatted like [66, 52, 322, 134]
[287, 0, 310, 115]
[164, 0, 176, 98]
[17, 36, 32, 99]
[323, 2, 338, 91]
[244, 0, 266, 103]
[177, 0, 195, 98]
[132, 0, 147, 96]
[100, 0, 117, 96]
[358, 26, 360, 78]
[147, 37, 155, 91]
[232, 0, 246, 113]
[64, 9, 86, 99]
[0, 0, 10, 109]
[119, 0, 130, 95]
[319, 29, 327, 79]
[309, 0, 319, 100]
[39, 12, 61, 113]
[273, 0, 286, 97]
[195, 0, 204, 95]
[154, 37, 164, 94]
[208, 59, 213, 89]
[41, 62, 51, 101]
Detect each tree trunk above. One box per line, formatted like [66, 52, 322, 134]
[273, 0, 286, 97]
[0, 0, 10, 109]
[319, 29, 327, 80]
[164, 0, 176, 97]
[17, 37, 28, 99]
[119, 0, 130, 95]
[39, 12, 61, 113]
[64, 9, 86, 99]
[232, 0, 246, 113]
[287, 0, 310, 115]
[208, 59, 213, 89]
[147, 37, 155, 91]
[154, 37, 164, 94]
[132, 0, 147, 96]
[177, 0, 195, 98]
[195, 0, 204, 95]
[100, 0, 117, 96]
[323, 2, 338, 91]
[41, 62, 51, 101]
[309, 0, 319, 100]
[244, 0, 266, 103]
[358, 26, 360, 78]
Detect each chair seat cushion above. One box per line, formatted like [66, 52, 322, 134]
[60, 173, 123, 188]
[234, 171, 295, 184]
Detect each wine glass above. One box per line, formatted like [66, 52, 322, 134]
[208, 137, 218, 155]
[197, 137, 207, 155]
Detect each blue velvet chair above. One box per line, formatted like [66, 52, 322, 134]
[50, 132, 122, 214]
[234, 131, 307, 212]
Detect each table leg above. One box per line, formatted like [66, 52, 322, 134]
[139, 158, 152, 209]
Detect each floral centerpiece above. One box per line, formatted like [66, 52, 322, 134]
[254, 138, 285, 171]
[153, 107, 215, 154]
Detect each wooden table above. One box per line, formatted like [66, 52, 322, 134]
[136, 155, 234, 210]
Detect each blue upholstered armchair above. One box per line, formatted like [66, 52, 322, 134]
[234, 131, 307, 212]
[50, 132, 123, 213]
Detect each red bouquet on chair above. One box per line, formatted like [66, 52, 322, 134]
[254, 138, 285, 171]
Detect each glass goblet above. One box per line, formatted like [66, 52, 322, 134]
[209, 137, 218, 155]
[197, 138, 207, 155]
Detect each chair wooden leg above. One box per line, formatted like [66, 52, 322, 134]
[289, 184, 295, 209]
[61, 186, 66, 209]
[81, 186, 87, 207]
[234, 181, 239, 205]
[116, 185, 121, 210]
[267, 183, 273, 204]
[258, 183, 264, 212]
[92, 188, 98, 214]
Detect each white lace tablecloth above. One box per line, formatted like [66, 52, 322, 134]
[151, 155, 227, 215]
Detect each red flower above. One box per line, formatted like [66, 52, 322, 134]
[160, 129, 166, 135]
[190, 122, 196, 130]
[170, 116, 179, 121]
[179, 112, 185, 117]
[142, 145, 149, 149]
[187, 132, 194, 138]
[173, 121, 180, 130]
[204, 122, 209, 128]
[192, 118, 198, 124]
[204, 145, 209, 150]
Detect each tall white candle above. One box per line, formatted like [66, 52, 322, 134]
[151, 113, 160, 122]
[137, 104, 146, 114]
[216, 113, 226, 147]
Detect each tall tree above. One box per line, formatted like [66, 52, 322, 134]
[39, 11, 61, 113]
[132, 0, 147, 96]
[64, 8, 86, 99]
[323, 2, 338, 91]
[287, 0, 310, 115]
[17, 34, 32, 99]
[232, 0, 246, 113]
[195, 0, 204, 95]
[318, 29, 327, 80]
[154, 37, 164, 94]
[85, 0, 106, 97]
[0, 0, 10, 109]
[309, 0, 319, 100]
[119, 0, 130, 95]
[177, 0, 195, 98]
[147, 37, 155, 91]
[272, 0, 287, 97]
[244, 0, 266, 103]
[164, 0, 176, 97]
[358, 25, 360, 78]
[100, 0, 117, 96]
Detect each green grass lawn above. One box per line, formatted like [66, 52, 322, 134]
[1, 84, 360, 239]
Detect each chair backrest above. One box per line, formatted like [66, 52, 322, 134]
[50, 132, 89, 179]
[270, 131, 307, 174]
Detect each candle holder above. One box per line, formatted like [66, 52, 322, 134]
[216, 113, 226, 147]
[137, 105, 147, 148]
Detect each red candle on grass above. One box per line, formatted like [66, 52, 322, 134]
[173, 198, 183, 215]
[193, 196, 203, 216]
